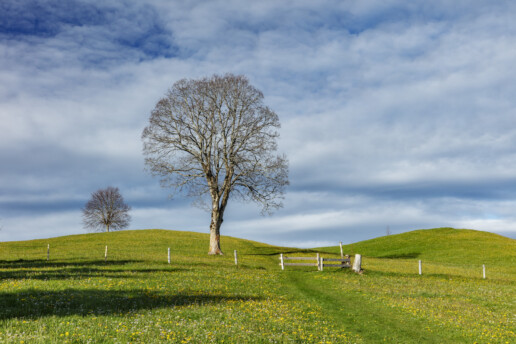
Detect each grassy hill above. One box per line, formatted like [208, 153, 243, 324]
[0, 229, 287, 265]
[0, 228, 514, 343]
[321, 227, 516, 266]
[2, 227, 514, 266]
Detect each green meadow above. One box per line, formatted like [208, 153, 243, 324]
[0, 228, 514, 343]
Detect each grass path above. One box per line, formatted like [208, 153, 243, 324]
[0, 229, 514, 343]
[284, 271, 469, 343]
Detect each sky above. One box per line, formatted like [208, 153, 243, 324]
[1, 0, 516, 248]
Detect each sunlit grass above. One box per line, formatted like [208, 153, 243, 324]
[313, 260, 514, 341]
[0, 230, 356, 343]
[320, 227, 516, 267]
[0, 262, 354, 343]
[0, 228, 514, 343]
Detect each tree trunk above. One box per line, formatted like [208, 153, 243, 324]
[208, 208, 224, 255]
[106, 224, 110, 233]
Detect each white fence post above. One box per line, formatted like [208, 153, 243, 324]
[234, 250, 238, 266]
[339, 241, 343, 259]
[47, 244, 50, 261]
[168, 247, 171, 264]
[316, 253, 320, 271]
[483, 264, 486, 279]
[418, 260, 422, 275]
[352, 254, 362, 272]
[280, 254, 284, 270]
[105, 245, 108, 262]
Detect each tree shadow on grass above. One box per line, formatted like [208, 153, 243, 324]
[0, 266, 186, 281]
[0, 289, 262, 320]
[0, 260, 187, 281]
[0, 259, 143, 269]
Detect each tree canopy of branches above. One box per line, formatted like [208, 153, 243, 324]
[142, 74, 289, 255]
[82, 187, 131, 232]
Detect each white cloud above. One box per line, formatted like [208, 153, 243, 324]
[2, 0, 516, 245]
[0, 211, 83, 242]
[130, 206, 209, 232]
[451, 219, 516, 234]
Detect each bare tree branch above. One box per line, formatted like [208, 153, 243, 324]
[82, 187, 131, 232]
[142, 74, 289, 254]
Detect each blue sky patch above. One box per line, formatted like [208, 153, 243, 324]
[0, 0, 177, 63]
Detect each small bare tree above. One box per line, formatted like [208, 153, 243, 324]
[82, 187, 131, 232]
[142, 74, 289, 255]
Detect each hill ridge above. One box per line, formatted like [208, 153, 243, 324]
[322, 227, 515, 266]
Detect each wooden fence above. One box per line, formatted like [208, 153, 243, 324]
[279, 253, 351, 271]
[320, 257, 351, 271]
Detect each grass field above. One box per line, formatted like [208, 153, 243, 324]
[0, 228, 514, 343]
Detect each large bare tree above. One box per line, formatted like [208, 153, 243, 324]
[82, 187, 131, 232]
[142, 74, 289, 255]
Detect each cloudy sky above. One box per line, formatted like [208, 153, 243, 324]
[1, 0, 516, 247]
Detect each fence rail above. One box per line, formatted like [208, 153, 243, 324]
[321, 257, 351, 269]
[279, 253, 351, 271]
